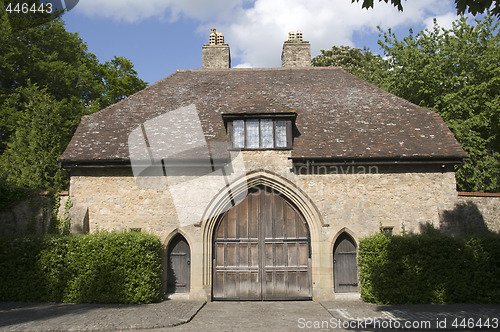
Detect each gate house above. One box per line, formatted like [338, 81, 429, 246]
[59, 30, 466, 301]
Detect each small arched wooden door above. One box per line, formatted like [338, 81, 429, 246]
[333, 233, 358, 293]
[167, 234, 191, 293]
[213, 186, 311, 300]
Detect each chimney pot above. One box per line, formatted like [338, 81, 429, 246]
[209, 28, 217, 45]
[216, 31, 224, 45]
[296, 30, 303, 41]
[281, 30, 311, 67]
[202, 28, 231, 69]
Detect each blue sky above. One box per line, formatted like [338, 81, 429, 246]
[61, 0, 467, 85]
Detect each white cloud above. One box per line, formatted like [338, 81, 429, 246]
[217, 0, 460, 67]
[233, 62, 254, 68]
[424, 12, 463, 31]
[75, 0, 462, 67]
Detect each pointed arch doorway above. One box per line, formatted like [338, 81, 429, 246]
[167, 234, 191, 293]
[212, 186, 312, 300]
[333, 232, 358, 293]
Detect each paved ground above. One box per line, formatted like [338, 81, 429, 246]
[0, 301, 205, 331]
[1, 299, 499, 331]
[164, 301, 334, 332]
[323, 301, 500, 331]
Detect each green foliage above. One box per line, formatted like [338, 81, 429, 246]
[0, 232, 163, 304]
[352, 0, 500, 17]
[359, 228, 500, 304]
[0, 0, 147, 195]
[378, 15, 500, 192]
[311, 46, 389, 87]
[98, 56, 148, 109]
[313, 14, 500, 192]
[0, 236, 47, 301]
[0, 83, 74, 191]
[0, 7, 103, 115]
[1, 0, 63, 34]
[55, 196, 72, 236]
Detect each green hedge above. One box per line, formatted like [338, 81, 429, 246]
[359, 228, 500, 304]
[0, 232, 163, 304]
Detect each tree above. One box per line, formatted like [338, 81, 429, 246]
[378, 14, 499, 192]
[98, 56, 148, 109]
[312, 14, 499, 192]
[0, 0, 147, 193]
[0, 0, 103, 153]
[311, 45, 389, 87]
[352, 0, 500, 17]
[0, 83, 73, 191]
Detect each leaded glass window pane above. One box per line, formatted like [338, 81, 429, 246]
[246, 119, 259, 148]
[260, 119, 274, 148]
[275, 120, 287, 148]
[232, 120, 245, 148]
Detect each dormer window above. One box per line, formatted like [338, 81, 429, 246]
[224, 115, 294, 150]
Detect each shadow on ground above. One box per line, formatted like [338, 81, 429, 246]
[0, 300, 205, 331]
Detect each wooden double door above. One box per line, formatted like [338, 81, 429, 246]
[213, 186, 312, 300]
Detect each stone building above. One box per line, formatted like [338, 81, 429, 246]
[59, 30, 467, 301]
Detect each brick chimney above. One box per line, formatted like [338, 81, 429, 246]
[202, 28, 231, 69]
[281, 30, 311, 67]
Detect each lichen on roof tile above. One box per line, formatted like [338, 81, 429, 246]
[60, 67, 466, 163]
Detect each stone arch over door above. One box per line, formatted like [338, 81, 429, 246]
[200, 170, 324, 300]
[166, 233, 191, 293]
[212, 185, 311, 300]
[333, 232, 358, 293]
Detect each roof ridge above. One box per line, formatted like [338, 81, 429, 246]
[176, 66, 344, 73]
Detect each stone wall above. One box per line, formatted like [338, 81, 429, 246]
[0, 192, 68, 235]
[69, 151, 459, 239]
[439, 192, 500, 236]
[69, 168, 179, 238]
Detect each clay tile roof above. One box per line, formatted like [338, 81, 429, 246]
[227, 94, 296, 114]
[59, 67, 466, 165]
